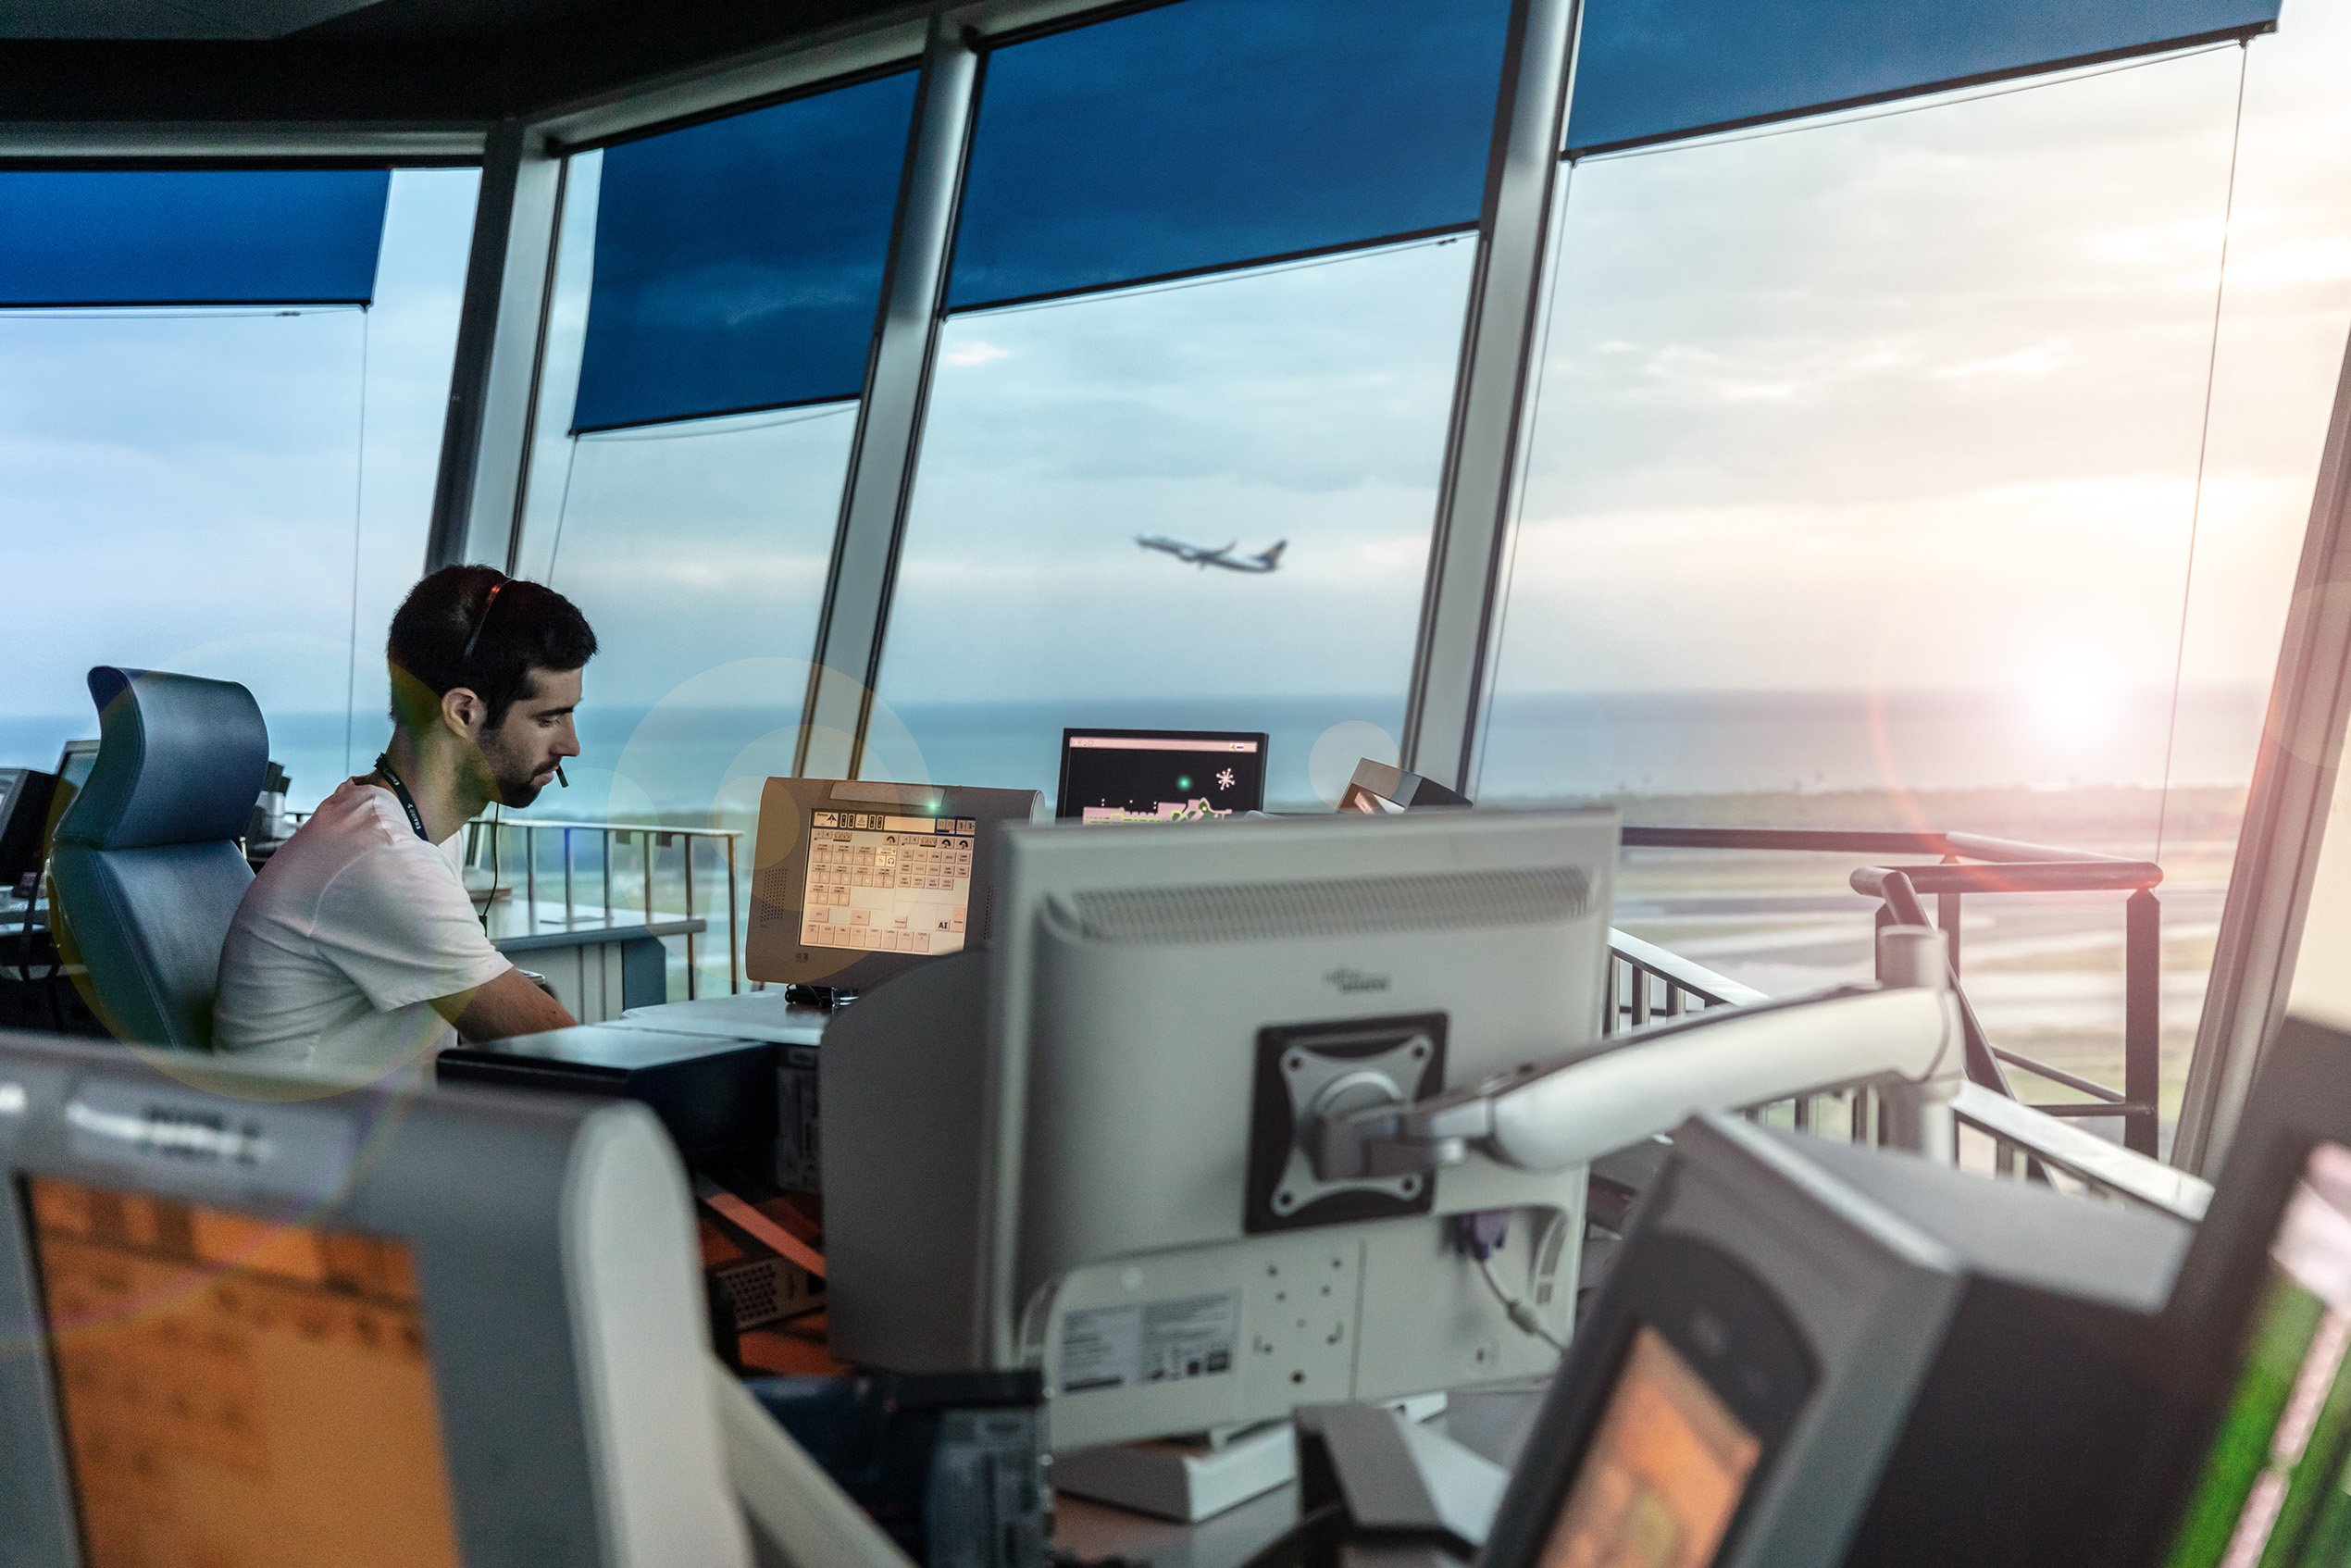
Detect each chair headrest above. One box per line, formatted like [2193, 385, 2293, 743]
[55, 667, 269, 851]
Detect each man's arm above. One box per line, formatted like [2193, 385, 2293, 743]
[432, 967, 577, 1042]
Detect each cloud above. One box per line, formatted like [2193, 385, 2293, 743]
[943, 338, 1011, 367]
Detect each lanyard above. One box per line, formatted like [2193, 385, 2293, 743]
[373, 753, 432, 843]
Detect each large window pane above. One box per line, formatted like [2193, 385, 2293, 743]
[1481, 19, 2351, 1128]
[869, 237, 1476, 805]
[948, 0, 1511, 307]
[513, 68, 917, 825]
[3, 168, 479, 810]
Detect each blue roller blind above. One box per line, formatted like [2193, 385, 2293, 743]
[573, 70, 920, 433]
[0, 169, 390, 306]
[946, 0, 1515, 311]
[1566, 0, 2283, 155]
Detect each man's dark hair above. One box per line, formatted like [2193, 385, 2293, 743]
[388, 566, 597, 731]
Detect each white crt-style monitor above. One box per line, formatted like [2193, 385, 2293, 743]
[821, 808, 1617, 1452]
[746, 778, 1041, 992]
[0, 1031, 751, 1568]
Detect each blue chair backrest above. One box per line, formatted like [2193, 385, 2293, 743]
[49, 666, 267, 1049]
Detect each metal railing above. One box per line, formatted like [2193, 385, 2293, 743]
[1622, 827, 2166, 1156]
[461, 817, 746, 1000]
[1606, 927, 2207, 1221]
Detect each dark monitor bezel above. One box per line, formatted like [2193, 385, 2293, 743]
[744, 777, 1041, 990]
[1481, 1230, 1816, 1568]
[1052, 728, 1270, 823]
[0, 766, 57, 889]
[2111, 1014, 2351, 1567]
[52, 740, 98, 789]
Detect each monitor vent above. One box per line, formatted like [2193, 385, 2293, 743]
[1064, 867, 1594, 946]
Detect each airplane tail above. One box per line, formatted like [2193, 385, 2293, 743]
[1255, 540, 1287, 567]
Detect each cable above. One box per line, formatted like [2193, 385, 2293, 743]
[477, 805, 504, 932]
[342, 305, 372, 781]
[2155, 41, 2251, 865]
[1477, 1251, 1567, 1356]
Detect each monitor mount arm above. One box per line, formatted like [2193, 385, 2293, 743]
[1312, 926, 1965, 1182]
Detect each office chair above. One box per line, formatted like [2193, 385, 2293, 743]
[48, 666, 267, 1049]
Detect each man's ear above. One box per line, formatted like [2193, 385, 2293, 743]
[440, 685, 487, 740]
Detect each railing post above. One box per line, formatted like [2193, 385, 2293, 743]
[725, 833, 742, 995]
[683, 836, 700, 1002]
[1938, 852, 1962, 975]
[1874, 925, 1959, 1164]
[2125, 889, 2161, 1157]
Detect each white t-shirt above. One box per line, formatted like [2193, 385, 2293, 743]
[213, 779, 513, 1072]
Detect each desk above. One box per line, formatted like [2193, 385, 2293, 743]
[491, 913, 704, 1022]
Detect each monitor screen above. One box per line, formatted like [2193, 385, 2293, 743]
[1056, 729, 1267, 824]
[25, 1174, 464, 1568]
[798, 807, 976, 958]
[2163, 1140, 2351, 1568]
[1536, 1325, 1765, 1568]
[56, 740, 98, 792]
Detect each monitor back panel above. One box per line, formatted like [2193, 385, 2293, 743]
[995, 808, 1617, 1444]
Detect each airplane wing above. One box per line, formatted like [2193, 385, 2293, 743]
[1207, 540, 1287, 574]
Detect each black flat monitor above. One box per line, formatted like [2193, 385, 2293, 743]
[2126, 1014, 2351, 1568]
[1479, 1114, 2189, 1568]
[744, 777, 1041, 991]
[0, 767, 58, 891]
[1054, 728, 1267, 824]
[49, 739, 98, 828]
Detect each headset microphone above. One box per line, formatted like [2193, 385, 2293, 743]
[556, 763, 569, 789]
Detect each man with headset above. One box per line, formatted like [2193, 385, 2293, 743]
[215, 566, 596, 1070]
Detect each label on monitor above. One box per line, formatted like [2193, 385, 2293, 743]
[63, 1078, 358, 1201]
[1058, 1292, 1238, 1393]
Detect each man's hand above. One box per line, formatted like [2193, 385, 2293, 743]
[431, 966, 577, 1042]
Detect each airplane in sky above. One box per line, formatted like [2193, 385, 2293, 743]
[1135, 535, 1287, 574]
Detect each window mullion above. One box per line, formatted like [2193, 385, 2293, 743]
[1401, 0, 1581, 790]
[797, 16, 981, 780]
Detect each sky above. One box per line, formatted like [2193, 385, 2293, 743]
[0, 168, 477, 799]
[12, 2, 2351, 806]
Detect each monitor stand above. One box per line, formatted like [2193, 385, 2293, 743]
[782, 984, 858, 1010]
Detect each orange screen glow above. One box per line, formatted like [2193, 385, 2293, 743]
[1536, 1325, 1764, 1568]
[26, 1175, 465, 1568]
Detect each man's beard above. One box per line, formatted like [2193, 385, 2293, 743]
[477, 733, 545, 808]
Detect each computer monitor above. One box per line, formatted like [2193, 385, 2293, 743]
[0, 1028, 752, 1568]
[1336, 758, 1469, 815]
[744, 777, 1041, 991]
[0, 766, 58, 891]
[821, 808, 1616, 1453]
[1054, 728, 1268, 824]
[43, 739, 100, 862]
[1477, 1114, 2190, 1568]
[2123, 1013, 2351, 1568]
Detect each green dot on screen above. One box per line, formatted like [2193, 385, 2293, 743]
[1177, 775, 1193, 790]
